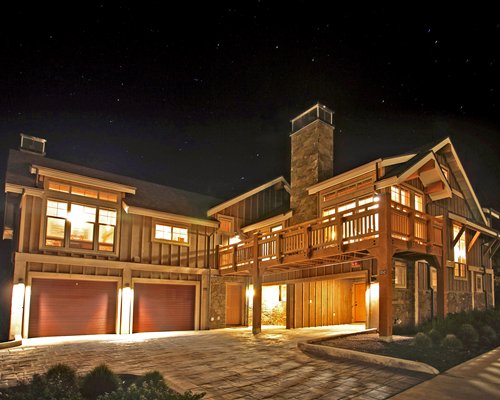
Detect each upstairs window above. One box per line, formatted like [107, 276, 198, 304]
[48, 180, 118, 203]
[414, 193, 423, 212]
[46, 200, 68, 247]
[453, 224, 467, 278]
[154, 223, 189, 245]
[391, 186, 410, 206]
[45, 199, 117, 252]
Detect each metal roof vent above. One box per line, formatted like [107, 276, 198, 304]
[19, 134, 46, 156]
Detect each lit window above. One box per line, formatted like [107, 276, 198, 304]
[69, 204, 96, 249]
[338, 202, 356, 213]
[391, 186, 410, 206]
[358, 196, 374, 207]
[71, 186, 98, 199]
[99, 191, 118, 202]
[45, 199, 117, 252]
[98, 209, 117, 251]
[271, 225, 283, 232]
[229, 235, 241, 245]
[430, 267, 437, 290]
[48, 182, 70, 193]
[155, 224, 189, 244]
[322, 207, 336, 217]
[453, 224, 467, 278]
[414, 193, 423, 212]
[46, 200, 68, 247]
[394, 262, 407, 288]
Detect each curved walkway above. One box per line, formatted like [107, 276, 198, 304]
[0, 325, 430, 399]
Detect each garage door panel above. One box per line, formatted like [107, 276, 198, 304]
[29, 279, 117, 338]
[133, 283, 195, 332]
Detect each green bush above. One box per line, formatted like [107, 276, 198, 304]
[442, 334, 463, 350]
[479, 325, 498, 346]
[0, 365, 81, 400]
[414, 332, 432, 348]
[428, 328, 442, 346]
[457, 324, 479, 347]
[81, 364, 120, 400]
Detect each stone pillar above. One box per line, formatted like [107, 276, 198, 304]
[120, 268, 133, 334]
[290, 108, 334, 225]
[377, 192, 393, 341]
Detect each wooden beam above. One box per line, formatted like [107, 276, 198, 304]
[467, 231, 480, 253]
[424, 181, 445, 195]
[452, 225, 466, 248]
[418, 159, 436, 174]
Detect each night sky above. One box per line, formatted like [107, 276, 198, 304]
[0, 4, 499, 210]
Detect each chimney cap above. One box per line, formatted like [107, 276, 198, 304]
[19, 133, 46, 156]
[290, 103, 333, 134]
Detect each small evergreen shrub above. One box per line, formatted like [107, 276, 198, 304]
[457, 323, 479, 347]
[441, 334, 463, 350]
[414, 332, 432, 348]
[81, 364, 119, 400]
[428, 328, 442, 346]
[479, 325, 497, 346]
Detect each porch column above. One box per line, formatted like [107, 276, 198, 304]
[9, 258, 27, 340]
[251, 233, 262, 334]
[378, 192, 393, 341]
[437, 211, 449, 318]
[120, 268, 133, 334]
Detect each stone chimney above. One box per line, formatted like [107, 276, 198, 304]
[290, 104, 334, 225]
[19, 133, 46, 156]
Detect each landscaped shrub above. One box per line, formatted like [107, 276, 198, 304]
[0, 365, 82, 400]
[414, 332, 432, 348]
[441, 334, 463, 350]
[457, 323, 479, 347]
[97, 371, 205, 400]
[428, 328, 442, 346]
[479, 325, 497, 346]
[80, 364, 120, 400]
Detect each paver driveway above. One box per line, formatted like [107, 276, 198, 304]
[0, 325, 430, 399]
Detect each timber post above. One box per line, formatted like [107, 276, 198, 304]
[251, 233, 262, 334]
[437, 211, 449, 318]
[377, 192, 394, 341]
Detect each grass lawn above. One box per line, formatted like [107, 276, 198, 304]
[319, 333, 497, 372]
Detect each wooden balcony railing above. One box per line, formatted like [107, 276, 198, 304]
[218, 200, 443, 275]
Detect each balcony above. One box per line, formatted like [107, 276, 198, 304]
[217, 200, 443, 275]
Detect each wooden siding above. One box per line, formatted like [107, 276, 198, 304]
[216, 185, 290, 233]
[292, 279, 352, 328]
[18, 194, 212, 269]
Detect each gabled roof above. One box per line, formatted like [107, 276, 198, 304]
[207, 176, 290, 216]
[5, 149, 221, 221]
[308, 137, 488, 226]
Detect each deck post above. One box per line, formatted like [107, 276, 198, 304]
[252, 233, 262, 334]
[378, 192, 393, 341]
[437, 211, 449, 318]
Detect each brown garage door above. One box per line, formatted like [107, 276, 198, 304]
[29, 278, 117, 338]
[133, 283, 195, 332]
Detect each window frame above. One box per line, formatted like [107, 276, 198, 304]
[152, 221, 190, 246]
[453, 223, 467, 279]
[475, 274, 483, 292]
[394, 261, 407, 289]
[42, 196, 119, 255]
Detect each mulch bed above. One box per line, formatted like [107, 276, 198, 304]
[319, 333, 490, 372]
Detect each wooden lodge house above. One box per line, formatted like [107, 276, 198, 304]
[2, 104, 498, 341]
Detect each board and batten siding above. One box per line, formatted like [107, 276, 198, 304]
[216, 185, 290, 233]
[18, 194, 213, 269]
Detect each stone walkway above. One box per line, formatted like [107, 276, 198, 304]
[0, 325, 430, 399]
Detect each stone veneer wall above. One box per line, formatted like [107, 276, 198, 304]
[447, 292, 472, 314]
[209, 274, 249, 329]
[392, 260, 415, 328]
[418, 289, 433, 324]
[290, 119, 333, 225]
